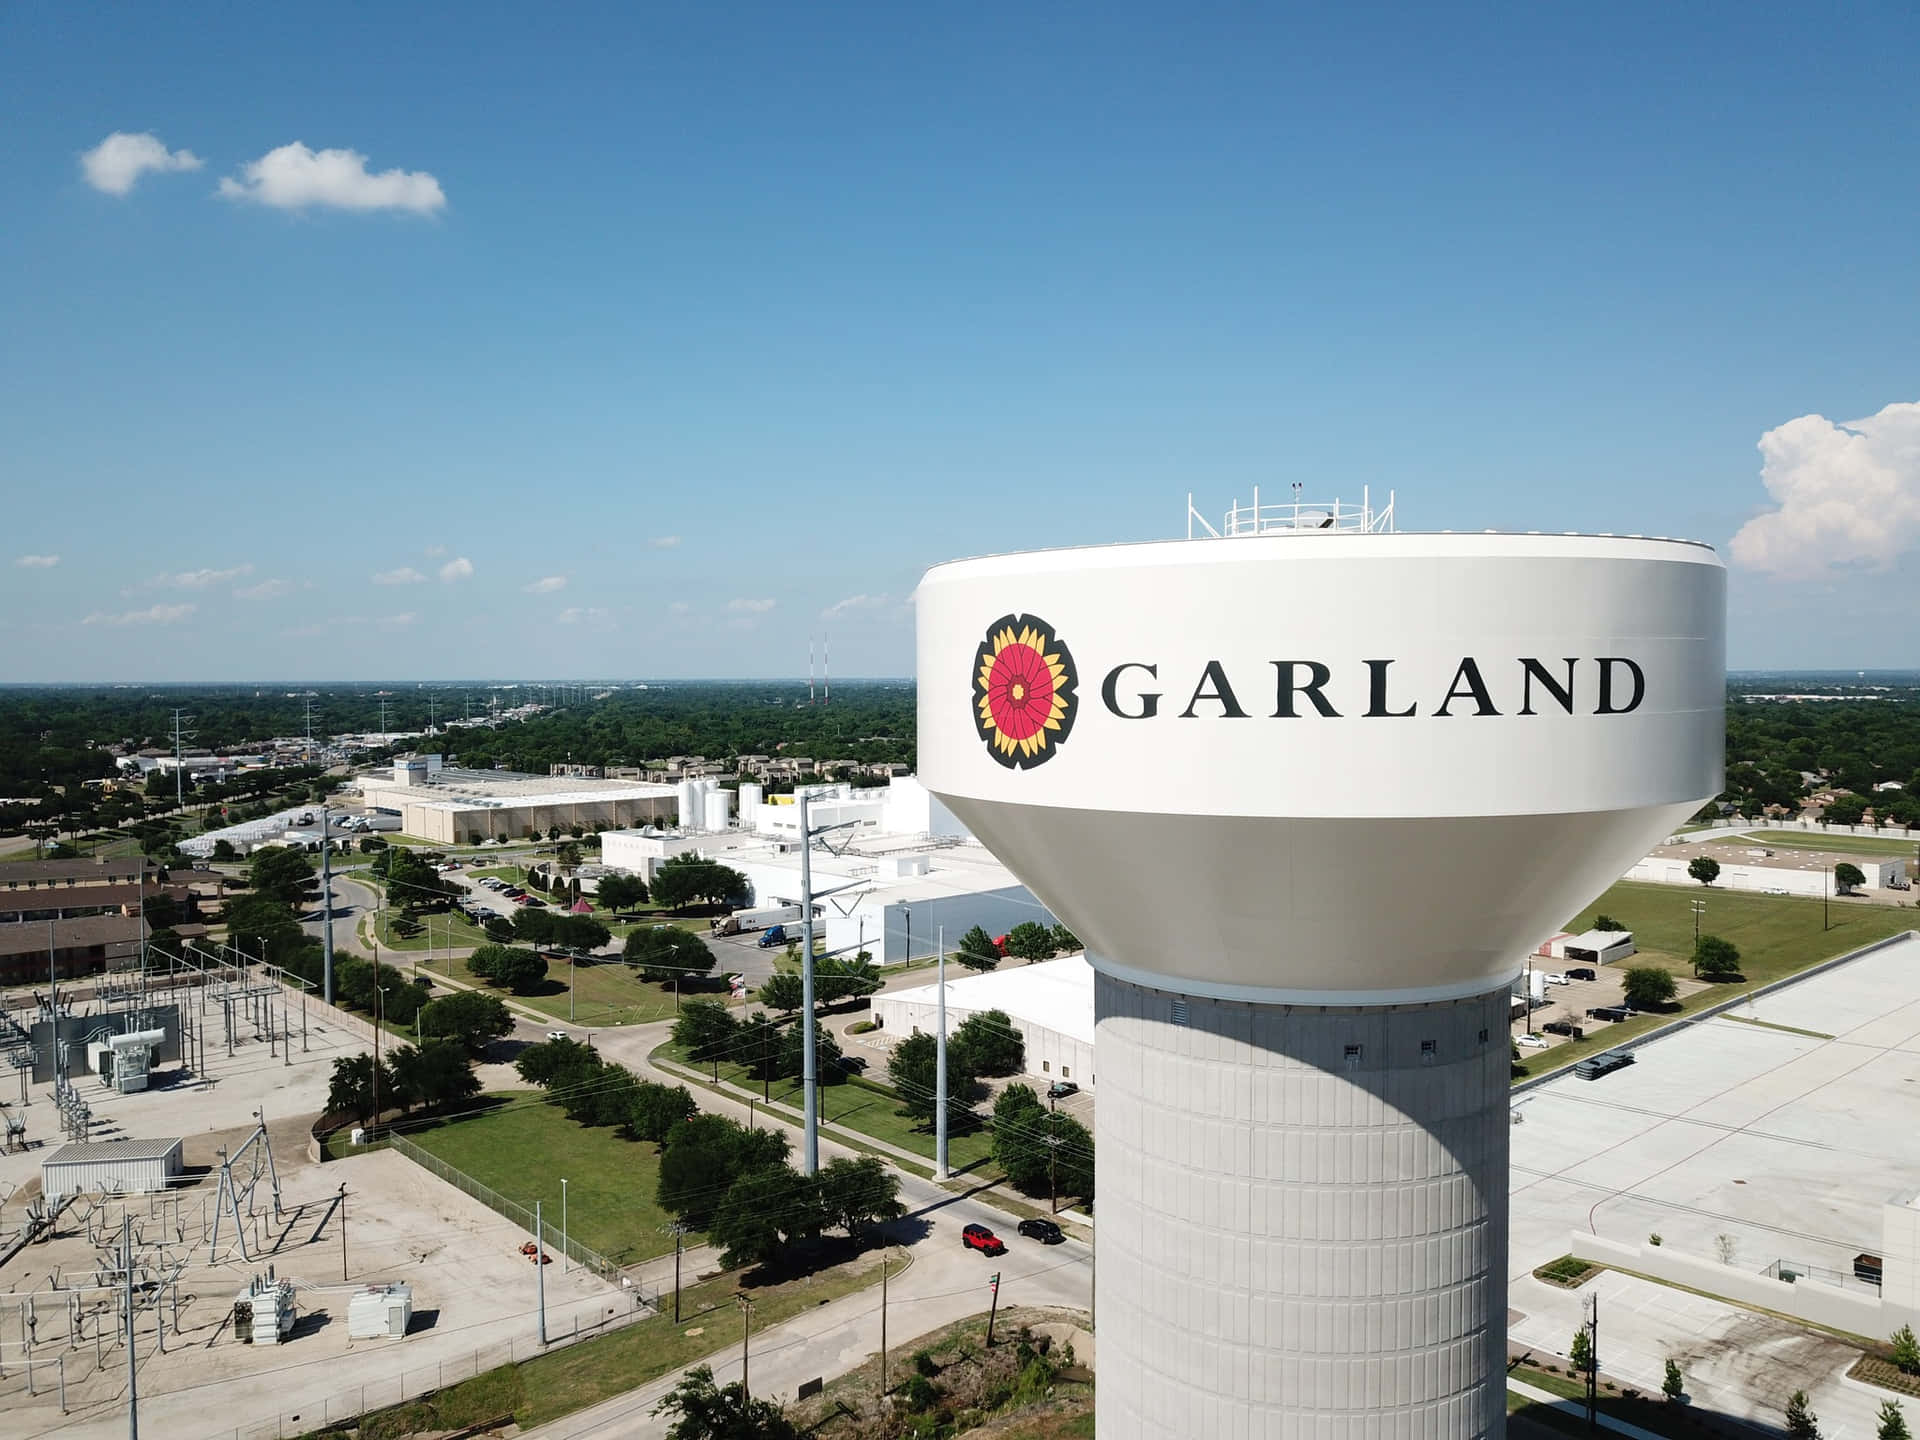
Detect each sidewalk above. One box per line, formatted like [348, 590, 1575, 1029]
[1507, 1378, 1670, 1440]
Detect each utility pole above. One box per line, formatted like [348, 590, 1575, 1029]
[800, 790, 818, 1175]
[535, 1200, 547, 1345]
[1824, 867, 1830, 931]
[1583, 1291, 1598, 1432]
[320, 812, 335, 1006]
[737, 1293, 754, 1398]
[936, 925, 949, 1180]
[879, 1251, 889, 1398]
[1691, 898, 1705, 946]
[985, 1271, 1001, 1347]
[338, 1184, 348, 1280]
[123, 1212, 138, 1440]
[1049, 1092, 1059, 1214]
[561, 1178, 568, 1274]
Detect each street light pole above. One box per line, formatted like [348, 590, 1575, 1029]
[935, 925, 949, 1180]
[737, 1293, 754, 1399]
[561, 1178, 568, 1273]
[800, 790, 819, 1175]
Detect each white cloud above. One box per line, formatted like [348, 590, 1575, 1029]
[439, 557, 474, 583]
[648, 536, 682, 550]
[524, 575, 567, 594]
[557, 607, 610, 625]
[726, 597, 776, 614]
[83, 603, 195, 627]
[379, 612, 417, 629]
[218, 142, 446, 215]
[14, 554, 59, 569]
[668, 601, 691, 615]
[373, 567, 427, 586]
[424, 544, 447, 558]
[155, 563, 253, 590]
[822, 592, 891, 619]
[234, 579, 293, 600]
[80, 132, 203, 195]
[1731, 401, 1920, 579]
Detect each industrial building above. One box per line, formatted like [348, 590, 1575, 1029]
[871, 954, 1095, 1090]
[1631, 837, 1909, 895]
[915, 496, 1724, 1439]
[1538, 928, 1637, 965]
[352, 762, 678, 844]
[41, 1136, 183, 1199]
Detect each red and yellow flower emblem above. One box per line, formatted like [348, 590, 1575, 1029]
[971, 614, 1078, 769]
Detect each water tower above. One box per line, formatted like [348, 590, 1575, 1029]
[915, 494, 1723, 1439]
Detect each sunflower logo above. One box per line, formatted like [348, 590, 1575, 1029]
[971, 614, 1078, 769]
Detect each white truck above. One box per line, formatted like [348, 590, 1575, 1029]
[711, 904, 804, 937]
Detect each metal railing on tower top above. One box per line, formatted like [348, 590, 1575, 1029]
[1187, 485, 1396, 539]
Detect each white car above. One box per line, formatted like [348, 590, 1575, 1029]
[1544, 973, 1571, 987]
[1516, 1034, 1549, 1049]
[546, 1030, 569, 1042]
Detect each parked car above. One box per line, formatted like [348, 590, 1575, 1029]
[546, 1030, 569, 1042]
[961, 1223, 1005, 1256]
[1046, 1081, 1079, 1100]
[1017, 1218, 1064, 1244]
[1586, 1005, 1631, 1023]
[1544, 973, 1570, 987]
[1564, 967, 1598, 982]
[1516, 1034, 1549, 1049]
[1542, 1021, 1584, 1039]
[513, 895, 533, 906]
[522, 897, 546, 908]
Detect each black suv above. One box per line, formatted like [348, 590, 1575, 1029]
[1046, 1081, 1079, 1100]
[1017, 1218, 1065, 1244]
[1564, 967, 1598, 982]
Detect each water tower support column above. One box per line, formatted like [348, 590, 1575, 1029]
[1093, 972, 1511, 1440]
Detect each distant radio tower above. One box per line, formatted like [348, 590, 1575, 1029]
[809, 636, 816, 706]
[302, 695, 318, 753]
[824, 631, 830, 707]
[379, 698, 391, 737]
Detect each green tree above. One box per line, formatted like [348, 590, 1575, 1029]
[1880, 1401, 1912, 1440]
[777, 1017, 841, 1083]
[757, 971, 805, 1013]
[596, 872, 649, 913]
[246, 845, 316, 907]
[816, 1155, 904, 1237]
[1786, 1389, 1821, 1440]
[1664, 1359, 1685, 1403]
[1569, 1324, 1594, 1376]
[1004, 921, 1055, 963]
[1593, 913, 1624, 932]
[1824, 793, 1869, 827]
[651, 855, 749, 911]
[887, 1029, 977, 1127]
[672, 999, 739, 1068]
[955, 925, 1001, 974]
[211, 838, 238, 862]
[556, 840, 583, 871]
[1687, 854, 1720, 887]
[991, 1084, 1053, 1193]
[1622, 966, 1678, 1009]
[224, 892, 307, 964]
[1835, 862, 1867, 894]
[418, 989, 513, 1056]
[656, 1114, 789, 1228]
[627, 1081, 698, 1144]
[483, 914, 515, 944]
[386, 1044, 429, 1115]
[709, 1164, 825, 1269]
[1892, 1324, 1920, 1376]
[814, 952, 882, 1002]
[652, 1364, 800, 1440]
[1052, 1110, 1094, 1201]
[953, 1009, 1025, 1076]
[515, 1036, 596, 1087]
[626, 926, 718, 984]
[326, 1053, 392, 1126]
[1050, 923, 1080, 953]
[1693, 933, 1741, 978]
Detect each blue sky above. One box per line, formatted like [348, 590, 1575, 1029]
[4, 3, 1917, 681]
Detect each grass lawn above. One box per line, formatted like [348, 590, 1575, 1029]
[403, 1090, 691, 1267]
[1504, 1363, 1699, 1440]
[504, 958, 712, 1027]
[368, 906, 491, 953]
[656, 1041, 999, 1173]
[1733, 830, 1920, 858]
[1513, 879, 1916, 1085]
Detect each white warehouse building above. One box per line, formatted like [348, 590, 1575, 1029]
[872, 955, 1095, 1092]
[42, 1137, 183, 1200]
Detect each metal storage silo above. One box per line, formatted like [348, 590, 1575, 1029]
[675, 780, 701, 831]
[704, 788, 732, 831]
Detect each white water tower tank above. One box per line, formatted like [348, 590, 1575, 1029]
[704, 788, 732, 832]
[675, 780, 701, 831]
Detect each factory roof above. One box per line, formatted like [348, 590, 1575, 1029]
[1651, 839, 1901, 875]
[397, 782, 677, 814]
[884, 955, 1094, 1046]
[43, 1137, 183, 1165]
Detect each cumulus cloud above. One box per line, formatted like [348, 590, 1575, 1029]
[379, 612, 417, 628]
[1730, 401, 1920, 579]
[822, 593, 891, 619]
[80, 132, 203, 195]
[84, 603, 195, 627]
[558, 606, 610, 625]
[424, 544, 447, 557]
[373, 567, 427, 586]
[439, 557, 474, 583]
[15, 554, 59, 569]
[234, 579, 293, 600]
[726, 597, 776, 614]
[155, 563, 253, 590]
[218, 142, 446, 215]
[648, 536, 682, 550]
[524, 575, 567, 594]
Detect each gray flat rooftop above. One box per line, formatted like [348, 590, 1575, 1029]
[43, 1137, 183, 1164]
